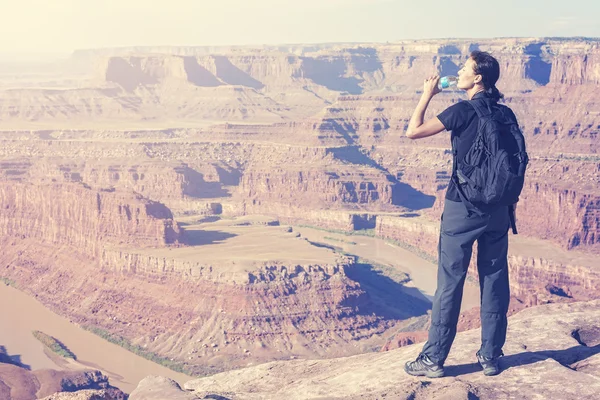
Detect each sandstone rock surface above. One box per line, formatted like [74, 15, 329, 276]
[128, 300, 600, 400]
[128, 376, 198, 400]
[0, 356, 126, 400]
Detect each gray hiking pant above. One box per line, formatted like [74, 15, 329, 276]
[420, 198, 510, 365]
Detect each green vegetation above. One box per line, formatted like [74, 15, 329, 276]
[306, 239, 347, 255]
[356, 257, 411, 285]
[0, 277, 17, 288]
[304, 230, 417, 285]
[349, 229, 376, 237]
[82, 325, 194, 375]
[323, 236, 357, 245]
[562, 155, 600, 162]
[298, 224, 436, 264]
[298, 224, 376, 238]
[32, 331, 76, 359]
[534, 154, 600, 162]
[380, 237, 437, 264]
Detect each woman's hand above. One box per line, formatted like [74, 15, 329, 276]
[423, 75, 441, 98]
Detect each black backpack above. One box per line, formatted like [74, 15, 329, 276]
[452, 98, 528, 233]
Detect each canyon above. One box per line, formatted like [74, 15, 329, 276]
[0, 37, 597, 398]
[134, 299, 600, 400]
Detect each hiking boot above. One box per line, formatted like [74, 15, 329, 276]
[404, 353, 445, 378]
[476, 350, 504, 376]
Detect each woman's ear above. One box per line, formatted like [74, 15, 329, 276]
[474, 74, 482, 84]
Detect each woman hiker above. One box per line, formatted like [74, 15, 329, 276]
[402, 51, 519, 378]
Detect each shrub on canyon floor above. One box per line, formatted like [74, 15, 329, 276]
[298, 224, 376, 237]
[32, 330, 76, 359]
[82, 325, 194, 375]
[323, 236, 358, 245]
[0, 277, 17, 288]
[379, 237, 437, 264]
[355, 257, 411, 285]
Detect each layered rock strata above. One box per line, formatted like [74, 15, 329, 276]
[0, 359, 126, 400]
[0, 237, 429, 375]
[0, 37, 597, 384]
[0, 182, 180, 254]
[130, 300, 600, 400]
[375, 214, 600, 306]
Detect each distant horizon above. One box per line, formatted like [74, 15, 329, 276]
[2, 35, 598, 62]
[3, 0, 598, 56]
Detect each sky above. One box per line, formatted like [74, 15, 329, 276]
[0, 0, 598, 55]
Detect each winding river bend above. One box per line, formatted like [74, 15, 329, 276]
[0, 283, 191, 393]
[0, 227, 479, 394]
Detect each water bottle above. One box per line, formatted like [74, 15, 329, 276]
[438, 76, 458, 90]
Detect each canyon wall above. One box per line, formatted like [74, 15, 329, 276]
[375, 214, 600, 306]
[0, 37, 597, 379]
[2, 38, 600, 130]
[0, 182, 180, 254]
[0, 237, 428, 375]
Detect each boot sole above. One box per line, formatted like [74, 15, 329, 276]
[483, 368, 500, 376]
[404, 365, 445, 378]
[478, 360, 501, 376]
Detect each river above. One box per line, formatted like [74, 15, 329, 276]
[0, 226, 479, 394]
[0, 283, 191, 393]
[294, 226, 481, 312]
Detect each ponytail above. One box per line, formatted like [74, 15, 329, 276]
[470, 51, 504, 102]
[487, 85, 504, 102]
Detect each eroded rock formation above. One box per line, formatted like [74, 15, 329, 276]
[0, 37, 597, 384]
[0, 182, 180, 254]
[130, 300, 600, 400]
[0, 355, 126, 400]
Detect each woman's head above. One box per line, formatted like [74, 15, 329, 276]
[457, 51, 504, 101]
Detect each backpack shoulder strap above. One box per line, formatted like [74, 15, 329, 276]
[466, 98, 494, 118]
[500, 106, 529, 175]
[452, 98, 493, 167]
[452, 98, 495, 217]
